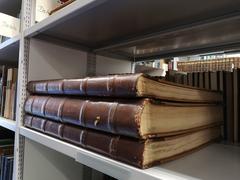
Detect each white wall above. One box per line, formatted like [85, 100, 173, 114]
[28, 39, 87, 81]
[96, 55, 132, 75]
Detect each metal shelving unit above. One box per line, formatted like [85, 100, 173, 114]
[0, 0, 22, 16]
[0, 0, 240, 179]
[24, 0, 240, 60]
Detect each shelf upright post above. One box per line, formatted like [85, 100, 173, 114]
[13, 0, 36, 180]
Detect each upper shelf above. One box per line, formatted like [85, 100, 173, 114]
[0, 0, 21, 16]
[0, 35, 20, 62]
[25, 0, 240, 60]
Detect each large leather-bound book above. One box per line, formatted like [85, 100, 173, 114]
[27, 74, 222, 103]
[25, 96, 223, 139]
[233, 69, 240, 143]
[24, 115, 221, 169]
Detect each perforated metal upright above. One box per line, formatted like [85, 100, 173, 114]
[13, 0, 35, 179]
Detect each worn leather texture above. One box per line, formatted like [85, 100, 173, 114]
[25, 95, 145, 138]
[24, 115, 145, 168]
[27, 74, 141, 97]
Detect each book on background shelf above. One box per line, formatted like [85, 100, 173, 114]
[25, 95, 223, 139]
[233, 69, 240, 143]
[35, 0, 61, 22]
[204, 72, 210, 90]
[27, 73, 222, 103]
[193, 72, 199, 87]
[24, 115, 221, 169]
[0, 129, 14, 180]
[187, 72, 193, 86]
[177, 58, 240, 72]
[0, 155, 13, 180]
[3, 68, 18, 120]
[224, 72, 234, 142]
[210, 72, 218, 91]
[199, 72, 204, 88]
[0, 66, 7, 117]
[49, 0, 76, 15]
[35, 0, 75, 22]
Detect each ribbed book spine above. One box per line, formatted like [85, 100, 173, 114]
[24, 115, 145, 168]
[25, 96, 143, 138]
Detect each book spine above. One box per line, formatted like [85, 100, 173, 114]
[233, 69, 239, 143]
[24, 115, 145, 168]
[204, 72, 210, 90]
[224, 72, 234, 142]
[24, 96, 143, 138]
[27, 74, 141, 97]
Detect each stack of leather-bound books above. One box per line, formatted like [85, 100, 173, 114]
[24, 73, 223, 169]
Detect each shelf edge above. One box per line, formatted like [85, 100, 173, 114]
[20, 127, 197, 180]
[0, 34, 20, 51]
[0, 117, 16, 131]
[24, 0, 107, 38]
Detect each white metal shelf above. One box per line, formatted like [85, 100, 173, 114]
[0, 116, 16, 132]
[20, 126, 240, 180]
[0, 35, 20, 61]
[23, 0, 240, 60]
[20, 127, 198, 180]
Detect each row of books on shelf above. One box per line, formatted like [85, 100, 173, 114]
[0, 128, 14, 180]
[177, 57, 240, 72]
[166, 69, 240, 143]
[0, 66, 18, 120]
[24, 73, 222, 169]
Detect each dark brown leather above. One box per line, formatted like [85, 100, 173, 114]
[24, 115, 220, 169]
[24, 115, 145, 168]
[27, 74, 141, 97]
[25, 96, 144, 138]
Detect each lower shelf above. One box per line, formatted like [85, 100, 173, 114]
[0, 117, 16, 131]
[20, 127, 240, 180]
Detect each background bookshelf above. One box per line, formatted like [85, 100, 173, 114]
[0, 0, 239, 180]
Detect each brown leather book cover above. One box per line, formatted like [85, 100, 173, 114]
[27, 73, 222, 103]
[24, 115, 221, 169]
[24, 96, 223, 139]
